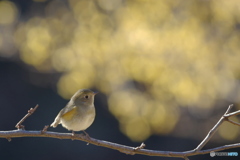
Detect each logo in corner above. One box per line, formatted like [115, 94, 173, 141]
[210, 151, 215, 157]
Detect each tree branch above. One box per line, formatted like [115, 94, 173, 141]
[0, 130, 240, 158]
[0, 104, 240, 159]
[193, 104, 234, 151]
[15, 104, 39, 129]
[225, 119, 240, 127]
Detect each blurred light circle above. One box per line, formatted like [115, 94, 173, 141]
[0, 1, 18, 25]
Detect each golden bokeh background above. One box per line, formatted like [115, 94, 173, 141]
[1, 0, 240, 142]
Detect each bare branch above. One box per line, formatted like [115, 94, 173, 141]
[134, 142, 146, 151]
[0, 104, 239, 159]
[194, 116, 224, 151]
[6, 137, 11, 142]
[15, 104, 39, 129]
[0, 130, 240, 158]
[224, 110, 240, 118]
[193, 105, 234, 151]
[184, 157, 189, 160]
[225, 119, 240, 127]
[41, 125, 49, 134]
[193, 104, 240, 152]
[224, 104, 234, 114]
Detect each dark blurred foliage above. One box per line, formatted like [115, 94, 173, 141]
[0, 0, 240, 159]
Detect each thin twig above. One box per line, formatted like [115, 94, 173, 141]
[15, 104, 39, 129]
[184, 156, 189, 160]
[134, 143, 146, 151]
[224, 104, 234, 114]
[224, 110, 240, 117]
[41, 125, 49, 134]
[6, 137, 11, 142]
[193, 105, 234, 151]
[194, 117, 224, 151]
[225, 119, 240, 127]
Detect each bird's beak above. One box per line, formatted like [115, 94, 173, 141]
[93, 91, 99, 95]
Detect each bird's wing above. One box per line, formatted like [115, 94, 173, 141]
[50, 104, 76, 128]
[61, 106, 77, 121]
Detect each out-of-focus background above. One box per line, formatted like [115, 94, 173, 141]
[0, 0, 240, 159]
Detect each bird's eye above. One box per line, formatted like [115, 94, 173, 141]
[85, 95, 89, 99]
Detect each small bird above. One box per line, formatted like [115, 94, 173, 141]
[50, 89, 97, 137]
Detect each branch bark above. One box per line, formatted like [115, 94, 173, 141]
[193, 104, 234, 151]
[0, 129, 240, 158]
[15, 104, 39, 129]
[0, 104, 240, 159]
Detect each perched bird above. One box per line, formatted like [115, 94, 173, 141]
[50, 89, 97, 137]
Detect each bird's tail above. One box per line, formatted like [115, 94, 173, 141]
[50, 116, 60, 128]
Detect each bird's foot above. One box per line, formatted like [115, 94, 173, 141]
[71, 131, 75, 140]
